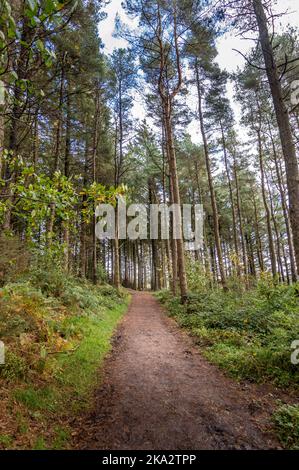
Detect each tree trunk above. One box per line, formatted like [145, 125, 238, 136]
[164, 102, 188, 301]
[257, 128, 277, 278]
[63, 79, 71, 271]
[113, 203, 121, 290]
[220, 123, 240, 275]
[231, 146, 248, 282]
[253, 0, 299, 276]
[91, 87, 100, 284]
[252, 189, 265, 272]
[195, 61, 227, 290]
[269, 125, 297, 282]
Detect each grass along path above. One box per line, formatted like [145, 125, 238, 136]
[73, 291, 281, 450]
[0, 280, 130, 450]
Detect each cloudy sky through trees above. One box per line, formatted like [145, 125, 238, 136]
[99, 0, 299, 143]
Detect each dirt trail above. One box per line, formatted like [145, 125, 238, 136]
[74, 292, 281, 450]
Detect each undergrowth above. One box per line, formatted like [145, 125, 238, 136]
[156, 272, 299, 449]
[272, 403, 299, 449]
[157, 277, 299, 388]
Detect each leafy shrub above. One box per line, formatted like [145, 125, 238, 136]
[0, 282, 49, 340]
[0, 351, 28, 380]
[156, 278, 299, 388]
[28, 264, 69, 298]
[96, 263, 108, 284]
[185, 256, 210, 293]
[0, 434, 13, 448]
[0, 259, 127, 384]
[273, 404, 299, 449]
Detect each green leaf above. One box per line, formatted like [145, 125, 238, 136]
[9, 70, 18, 82]
[44, 0, 56, 15]
[27, 0, 37, 12]
[36, 39, 44, 52]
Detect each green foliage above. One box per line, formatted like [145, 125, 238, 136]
[157, 278, 299, 388]
[52, 426, 70, 450]
[0, 351, 28, 381]
[0, 257, 129, 449]
[185, 256, 210, 293]
[0, 157, 128, 262]
[96, 263, 108, 284]
[80, 183, 127, 224]
[0, 0, 65, 90]
[4, 164, 78, 242]
[33, 437, 47, 450]
[0, 434, 13, 448]
[14, 387, 56, 411]
[273, 404, 299, 449]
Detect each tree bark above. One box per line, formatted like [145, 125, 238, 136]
[195, 60, 227, 290]
[91, 86, 100, 284]
[220, 123, 240, 275]
[269, 124, 297, 282]
[257, 128, 277, 278]
[253, 0, 299, 277]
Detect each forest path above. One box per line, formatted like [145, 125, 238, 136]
[73, 291, 279, 450]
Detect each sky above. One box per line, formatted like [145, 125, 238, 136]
[98, 0, 299, 143]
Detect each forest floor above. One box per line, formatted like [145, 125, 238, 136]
[72, 291, 291, 450]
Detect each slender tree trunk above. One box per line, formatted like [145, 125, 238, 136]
[195, 61, 227, 290]
[220, 123, 240, 275]
[92, 86, 100, 284]
[113, 203, 121, 290]
[32, 110, 39, 171]
[252, 189, 264, 272]
[253, 0, 299, 276]
[63, 79, 71, 271]
[164, 103, 188, 301]
[266, 172, 284, 282]
[53, 53, 66, 173]
[162, 119, 178, 296]
[133, 241, 138, 290]
[79, 134, 89, 278]
[46, 55, 67, 247]
[245, 231, 256, 278]
[257, 128, 277, 278]
[269, 126, 297, 282]
[156, 6, 188, 302]
[2, 15, 33, 230]
[231, 146, 248, 281]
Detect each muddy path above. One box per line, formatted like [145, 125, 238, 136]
[73, 291, 282, 450]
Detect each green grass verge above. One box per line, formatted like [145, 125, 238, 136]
[0, 266, 130, 450]
[12, 298, 129, 448]
[14, 299, 129, 412]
